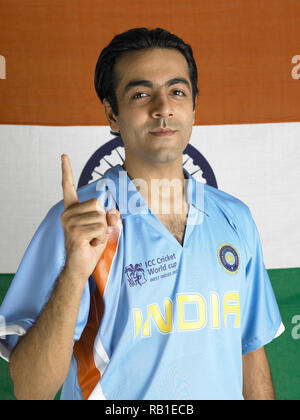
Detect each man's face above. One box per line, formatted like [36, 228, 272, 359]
[105, 47, 196, 165]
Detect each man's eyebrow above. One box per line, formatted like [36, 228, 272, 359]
[123, 77, 191, 95]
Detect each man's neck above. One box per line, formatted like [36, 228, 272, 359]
[122, 156, 188, 217]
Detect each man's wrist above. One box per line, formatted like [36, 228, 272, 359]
[59, 265, 89, 294]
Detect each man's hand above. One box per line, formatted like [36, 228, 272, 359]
[60, 154, 120, 281]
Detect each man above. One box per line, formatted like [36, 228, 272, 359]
[0, 28, 284, 400]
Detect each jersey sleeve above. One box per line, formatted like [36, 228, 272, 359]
[239, 206, 285, 355]
[0, 202, 91, 362]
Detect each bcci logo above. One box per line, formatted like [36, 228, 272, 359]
[218, 243, 240, 274]
[125, 263, 148, 287]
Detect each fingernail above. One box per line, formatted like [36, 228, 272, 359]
[109, 209, 119, 223]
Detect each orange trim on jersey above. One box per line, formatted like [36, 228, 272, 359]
[73, 226, 121, 400]
[73, 289, 103, 400]
[92, 227, 121, 294]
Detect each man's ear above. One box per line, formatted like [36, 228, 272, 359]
[192, 96, 197, 124]
[103, 98, 120, 133]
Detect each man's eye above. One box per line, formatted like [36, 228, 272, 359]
[132, 92, 148, 99]
[173, 90, 185, 96]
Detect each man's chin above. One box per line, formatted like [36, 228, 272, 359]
[143, 151, 182, 165]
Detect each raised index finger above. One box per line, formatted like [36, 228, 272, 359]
[61, 154, 79, 209]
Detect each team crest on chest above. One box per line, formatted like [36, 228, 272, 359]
[218, 243, 240, 274]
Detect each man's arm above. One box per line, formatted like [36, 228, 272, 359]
[242, 346, 276, 400]
[9, 155, 120, 400]
[9, 268, 87, 400]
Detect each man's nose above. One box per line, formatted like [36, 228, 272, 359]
[150, 93, 174, 119]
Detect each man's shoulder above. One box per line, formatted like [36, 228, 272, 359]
[203, 183, 253, 227]
[202, 183, 259, 255]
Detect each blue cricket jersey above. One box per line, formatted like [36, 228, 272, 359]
[0, 164, 284, 400]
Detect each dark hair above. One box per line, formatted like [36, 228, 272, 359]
[94, 27, 198, 135]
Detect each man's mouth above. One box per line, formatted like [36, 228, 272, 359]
[149, 128, 177, 137]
